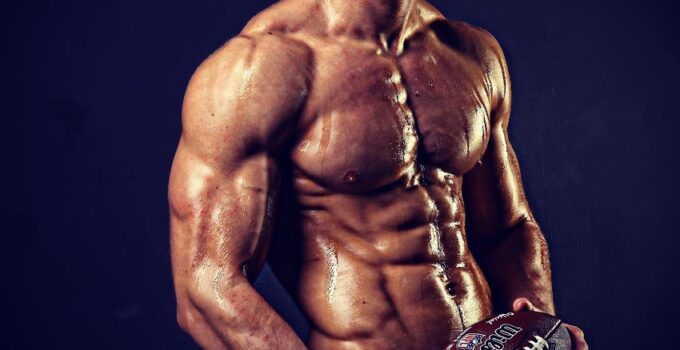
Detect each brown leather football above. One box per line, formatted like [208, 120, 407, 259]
[446, 311, 571, 350]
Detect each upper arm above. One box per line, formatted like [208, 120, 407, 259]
[462, 28, 535, 247]
[169, 34, 311, 280]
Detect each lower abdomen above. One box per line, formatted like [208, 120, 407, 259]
[297, 250, 493, 349]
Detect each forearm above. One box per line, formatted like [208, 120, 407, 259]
[181, 271, 307, 350]
[476, 220, 555, 314]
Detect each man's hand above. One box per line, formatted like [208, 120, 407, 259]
[512, 298, 589, 350]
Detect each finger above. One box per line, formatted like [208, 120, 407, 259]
[512, 298, 536, 312]
[565, 324, 588, 350]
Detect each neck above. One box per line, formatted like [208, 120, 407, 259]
[322, 0, 418, 52]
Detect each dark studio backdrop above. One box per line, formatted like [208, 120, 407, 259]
[3, 0, 679, 348]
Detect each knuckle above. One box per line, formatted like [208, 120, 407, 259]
[575, 327, 585, 338]
[568, 324, 585, 338]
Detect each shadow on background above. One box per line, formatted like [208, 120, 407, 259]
[3, 0, 679, 348]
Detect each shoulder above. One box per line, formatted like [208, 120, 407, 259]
[431, 20, 503, 53]
[430, 19, 510, 112]
[185, 28, 313, 111]
[184, 34, 310, 117]
[191, 0, 319, 90]
[190, 31, 312, 90]
[186, 0, 316, 99]
[181, 32, 313, 150]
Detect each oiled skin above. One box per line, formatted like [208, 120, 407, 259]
[169, 1, 557, 349]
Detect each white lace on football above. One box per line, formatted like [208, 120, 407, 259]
[523, 335, 549, 350]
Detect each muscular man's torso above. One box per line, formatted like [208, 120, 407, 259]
[246, 2, 505, 348]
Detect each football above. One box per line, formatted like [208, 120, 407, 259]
[447, 311, 571, 350]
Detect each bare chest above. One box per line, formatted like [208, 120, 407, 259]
[291, 36, 492, 192]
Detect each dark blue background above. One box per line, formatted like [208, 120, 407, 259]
[3, 0, 679, 348]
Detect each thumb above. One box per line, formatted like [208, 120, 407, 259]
[512, 298, 538, 312]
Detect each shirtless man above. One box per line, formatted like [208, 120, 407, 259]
[168, 0, 588, 349]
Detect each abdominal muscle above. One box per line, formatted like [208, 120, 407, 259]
[283, 169, 494, 350]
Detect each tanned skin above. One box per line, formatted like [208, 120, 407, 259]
[169, 0, 588, 349]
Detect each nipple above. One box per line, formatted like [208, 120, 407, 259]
[343, 170, 359, 185]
